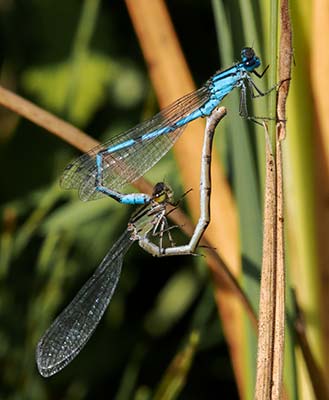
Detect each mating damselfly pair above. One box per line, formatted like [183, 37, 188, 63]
[36, 46, 273, 377]
[36, 106, 227, 377]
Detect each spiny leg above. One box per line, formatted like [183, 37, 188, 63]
[239, 80, 277, 125]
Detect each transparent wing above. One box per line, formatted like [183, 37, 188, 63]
[60, 86, 210, 201]
[36, 230, 133, 377]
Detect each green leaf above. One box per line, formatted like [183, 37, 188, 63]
[144, 267, 201, 336]
[21, 54, 145, 126]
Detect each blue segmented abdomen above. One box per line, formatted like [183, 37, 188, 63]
[61, 85, 211, 201]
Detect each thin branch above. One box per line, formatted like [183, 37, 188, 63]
[0, 85, 98, 152]
[255, 122, 277, 400]
[276, 0, 292, 134]
[271, 124, 285, 400]
[269, 0, 294, 396]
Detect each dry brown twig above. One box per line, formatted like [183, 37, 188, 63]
[254, 0, 292, 398]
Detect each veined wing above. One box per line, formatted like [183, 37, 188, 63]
[36, 230, 133, 377]
[61, 85, 210, 201]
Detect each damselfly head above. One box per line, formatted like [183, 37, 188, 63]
[241, 47, 261, 71]
[152, 182, 173, 204]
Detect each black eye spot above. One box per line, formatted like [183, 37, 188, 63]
[152, 181, 166, 197]
[242, 47, 255, 60]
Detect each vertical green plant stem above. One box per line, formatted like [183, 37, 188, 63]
[14, 184, 62, 255]
[0, 208, 16, 278]
[211, 0, 263, 312]
[211, 0, 233, 62]
[212, 2, 266, 399]
[286, 1, 323, 397]
[64, 0, 101, 119]
[238, 0, 261, 51]
[238, 0, 267, 187]
[153, 331, 200, 400]
[295, 309, 329, 399]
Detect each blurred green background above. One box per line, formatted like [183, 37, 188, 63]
[0, 1, 240, 399]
